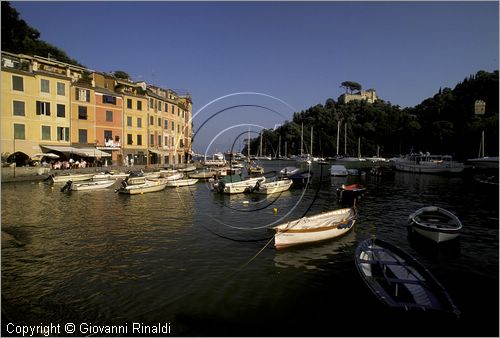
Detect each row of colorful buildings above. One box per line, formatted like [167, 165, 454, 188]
[1, 51, 193, 166]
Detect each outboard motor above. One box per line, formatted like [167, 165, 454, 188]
[60, 180, 72, 192]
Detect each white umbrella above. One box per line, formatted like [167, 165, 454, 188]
[32, 153, 60, 159]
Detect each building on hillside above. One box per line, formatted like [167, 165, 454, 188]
[339, 89, 378, 104]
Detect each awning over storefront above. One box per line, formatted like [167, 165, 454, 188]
[148, 149, 169, 156]
[41, 145, 111, 157]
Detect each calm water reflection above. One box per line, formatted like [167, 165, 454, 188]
[2, 162, 499, 336]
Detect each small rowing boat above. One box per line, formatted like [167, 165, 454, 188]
[273, 207, 357, 249]
[337, 183, 366, 201]
[355, 238, 460, 318]
[408, 206, 462, 243]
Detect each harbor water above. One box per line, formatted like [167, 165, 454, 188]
[2, 161, 499, 336]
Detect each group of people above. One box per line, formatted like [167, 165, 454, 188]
[45, 158, 88, 170]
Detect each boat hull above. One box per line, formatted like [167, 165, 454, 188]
[165, 179, 198, 187]
[117, 181, 167, 194]
[274, 208, 356, 249]
[69, 180, 115, 191]
[408, 206, 462, 243]
[50, 173, 95, 183]
[355, 238, 460, 318]
[254, 180, 292, 194]
[412, 227, 459, 243]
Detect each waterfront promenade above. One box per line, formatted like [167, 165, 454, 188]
[0, 163, 200, 184]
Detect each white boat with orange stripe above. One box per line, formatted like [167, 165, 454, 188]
[273, 207, 357, 249]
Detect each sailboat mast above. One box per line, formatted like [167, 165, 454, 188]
[278, 135, 281, 158]
[336, 120, 340, 156]
[344, 123, 347, 156]
[300, 123, 304, 156]
[247, 128, 250, 157]
[260, 131, 263, 157]
[357, 137, 361, 158]
[479, 130, 485, 158]
[310, 126, 313, 157]
[285, 141, 287, 158]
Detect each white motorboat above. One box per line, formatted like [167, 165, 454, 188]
[216, 176, 266, 194]
[253, 179, 292, 195]
[408, 206, 463, 243]
[280, 166, 300, 177]
[330, 165, 349, 176]
[92, 171, 130, 181]
[394, 153, 464, 174]
[48, 173, 95, 184]
[273, 207, 357, 249]
[165, 178, 199, 187]
[61, 179, 116, 192]
[116, 179, 167, 195]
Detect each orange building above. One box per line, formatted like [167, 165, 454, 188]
[93, 72, 123, 165]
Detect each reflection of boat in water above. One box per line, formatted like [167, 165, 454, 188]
[274, 230, 356, 270]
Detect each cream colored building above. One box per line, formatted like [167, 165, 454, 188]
[341, 89, 378, 104]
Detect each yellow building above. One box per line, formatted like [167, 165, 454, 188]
[116, 79, 148, 165]
[2, 52, 192, 167]
[1, 52, 80, 162]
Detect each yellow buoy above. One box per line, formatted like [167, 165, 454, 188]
[273, 208, 278, 214]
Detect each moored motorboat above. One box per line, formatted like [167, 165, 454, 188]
[214, 176, 266, 194]
[330, 165, 348, 176]
[253, 178, 292, 195]
[355, 238, 460, 318]
[408, 206, 462, 243]
[47, 173, 95, 184]
[92, 171, 130, 181]
[393, 153, 464, 174]
[273, 207, 357, 249]
[61, 179, 116, 192]
[165, 178, 198, 187]
[337, 183, 366, 201]
[116, 179, 167, 195]
[280, 166, 300, 177]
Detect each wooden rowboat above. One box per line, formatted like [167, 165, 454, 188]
[355, 238, 460, 318]
[273, 207, 357, 249]
[408, 206, 462, 243]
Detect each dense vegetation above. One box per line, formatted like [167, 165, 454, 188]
[1, 1, 83, 67]
[245, 70, 499, 161]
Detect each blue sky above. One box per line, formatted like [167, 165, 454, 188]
[11, 1, 499, 153]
